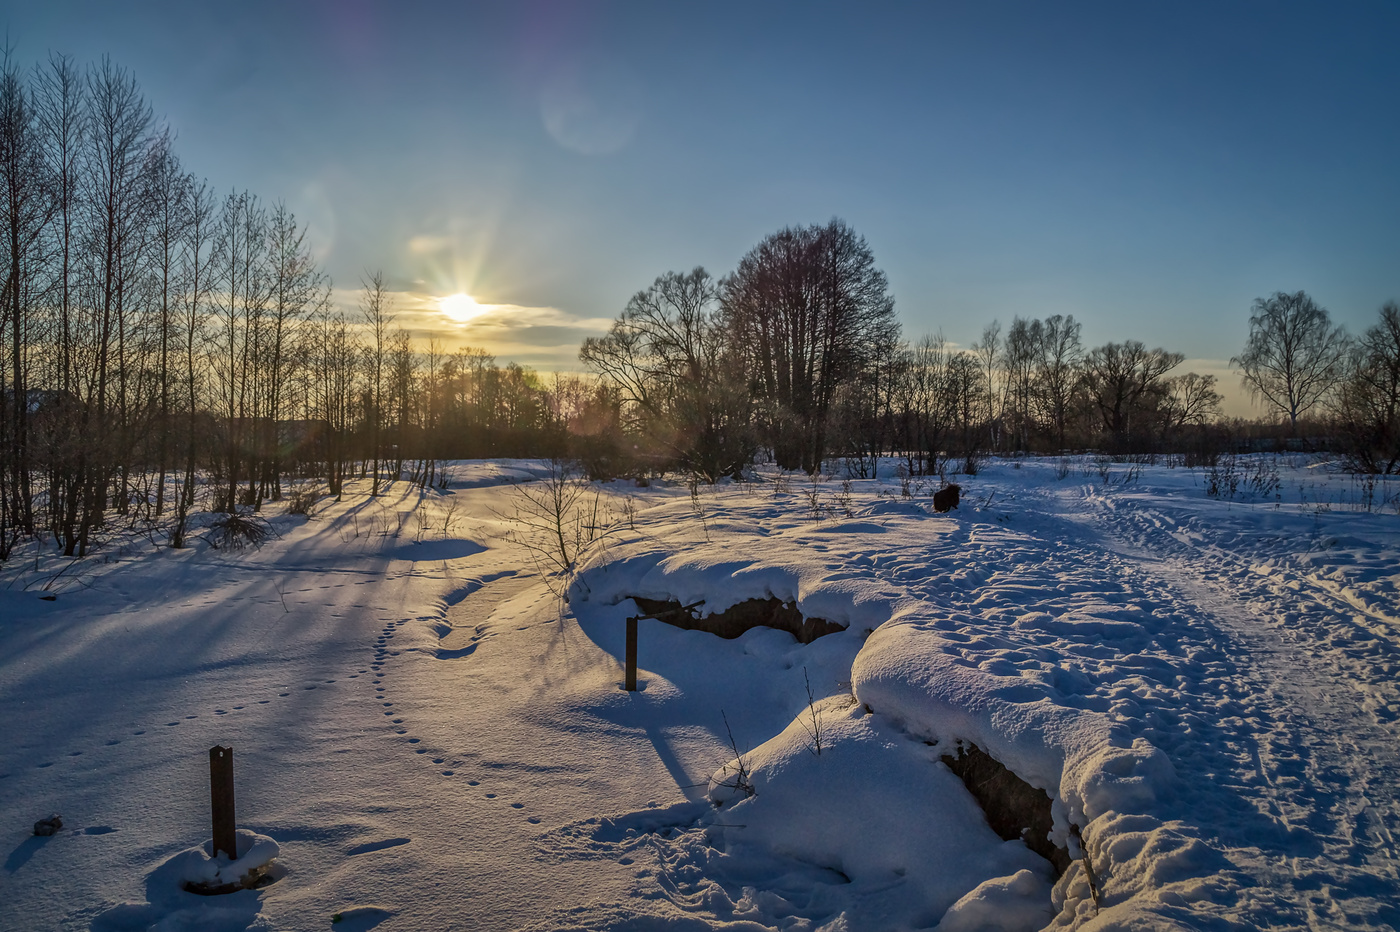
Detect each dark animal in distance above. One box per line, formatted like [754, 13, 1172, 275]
[933, 483, 961, 513]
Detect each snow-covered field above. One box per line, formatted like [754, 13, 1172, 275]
[1, 456, 1397, 931]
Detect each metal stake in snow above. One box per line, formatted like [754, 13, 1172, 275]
[209, 746, 236, 860]
[625, 616, 638, 691]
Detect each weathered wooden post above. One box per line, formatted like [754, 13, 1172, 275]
[625, 616, 638, 691]
[209, 746, 236, 860]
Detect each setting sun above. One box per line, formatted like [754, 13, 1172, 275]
[439, 292, 486, 323]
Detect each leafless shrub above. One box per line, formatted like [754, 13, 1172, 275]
[286, 485, 322, 517]
[687, 472, 712, 541]
[501, 459, 613, 594]
[1246, 457, 1280, 500]
[800, 667, 824, 757]
[1207, 454, 1240, 500]
[836, 479, 854, 518]
[439, 495, 461, 539]
[206, 513, 270, 551]
[897, 463, 912, 499]
[714, 710, 754, 802]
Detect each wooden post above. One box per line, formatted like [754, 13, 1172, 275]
[625, 616, 638, 691]
[209, 746, 236, 860]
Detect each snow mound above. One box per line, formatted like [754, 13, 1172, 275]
[176, 830, 280, 891]
[708, 696, 1051, 927]
[937, 869, 1054, 932]
[89, 831, 282, 932]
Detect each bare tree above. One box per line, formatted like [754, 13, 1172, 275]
[1335, 301, 1400, 473]
[310, 305, 359, 499]
[145, 133, 188, 516]
[973, 320, 1002, 452]
[946, 350, 984, 467]
[1033, 314, 1083, 451]
[888, 334, 959, 477]
[387, 326, 415, 481]
[1001, 317, 1039, 453]
[209, 190, 266, 512]
[582, 267, 751, 479]
[170, 178, 214, 547]
[1164, 372, 1223, 437]
[73, 56, 155, 550]
[360, 270, 392, 494]
[0, 46, 55, 550]
[34, 53, 84, 399]
[257, 200, 325, 502]
[1232, 290, 1348, 431]
[1080, 341, 1183, 450]
[723, 219, 898, 473]
[419, 336, 442, 488]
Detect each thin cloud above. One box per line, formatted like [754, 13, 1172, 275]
[365, 291, 612, 370]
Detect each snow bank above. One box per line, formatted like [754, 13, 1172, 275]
[850, 619, 1199, 928]
[707, 696, 1053, 929]
[571, 470, 1256, 929]
[851, 619, 1175, 829]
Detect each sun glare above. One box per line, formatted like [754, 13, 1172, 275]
[439, 293, 486, 323]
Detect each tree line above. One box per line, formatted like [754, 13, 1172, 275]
[4, 50, 1397, 562]
[581, 235, 1399, 482]
[0, 51, 588, 560]
[582, 219, 1232, 481]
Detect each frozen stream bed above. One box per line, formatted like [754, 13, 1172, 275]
[1, 457, 1398, 930]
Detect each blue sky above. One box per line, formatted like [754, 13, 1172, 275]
[7, 1, 1398, 413]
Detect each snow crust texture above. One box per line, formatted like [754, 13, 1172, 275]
[1, 457, 1397, 931]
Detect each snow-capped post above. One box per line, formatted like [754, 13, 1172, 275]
[209, 746, 236, 860]
[625, 615, 638, 691]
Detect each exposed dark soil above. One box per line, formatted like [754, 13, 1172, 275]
[940, 742, 1072, 876]
[628, 596, 845, 644]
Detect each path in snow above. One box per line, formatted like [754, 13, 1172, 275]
[1079, 486, 1400, 928]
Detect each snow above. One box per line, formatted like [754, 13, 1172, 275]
[705, 697, 1054, 928]
[176, 829, 280, 890]
[1, 456, 1398, 930]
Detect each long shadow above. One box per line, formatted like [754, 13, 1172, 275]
[644, 723, 709, 802]
[3, 835, 50, 874]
